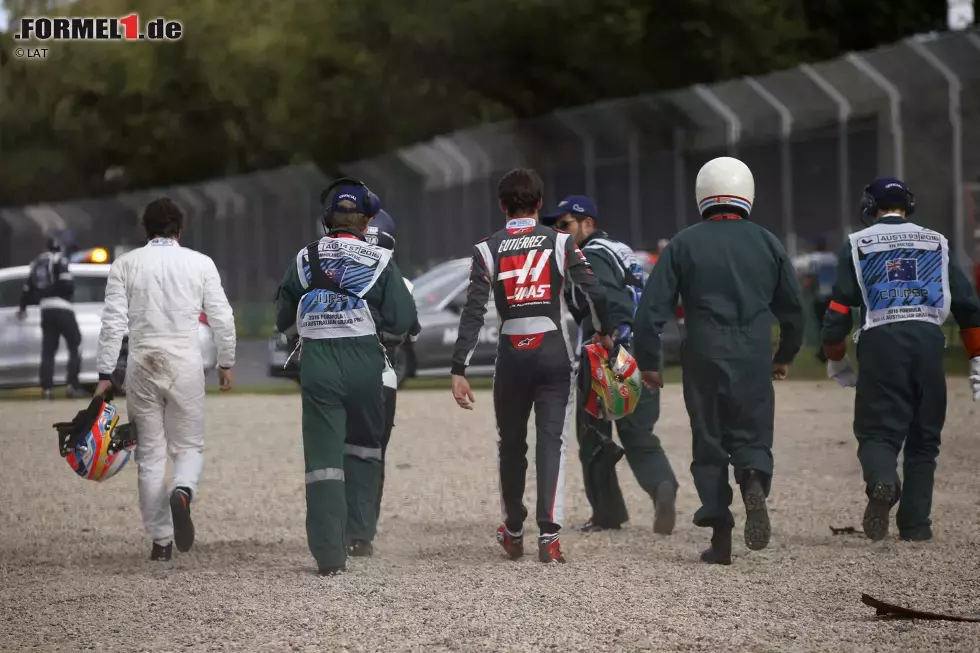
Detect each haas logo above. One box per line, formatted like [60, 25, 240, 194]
[498, 249, 553, 304]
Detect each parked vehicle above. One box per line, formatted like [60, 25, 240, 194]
[0, 257, 218, 391]
[269, 256, 685, 386]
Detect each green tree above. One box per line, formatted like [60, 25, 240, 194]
[0, 0, 953, 207]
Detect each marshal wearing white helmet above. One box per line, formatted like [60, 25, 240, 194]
[632, 157, 806, 565]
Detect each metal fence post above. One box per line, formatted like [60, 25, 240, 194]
[846, 53, 904, 179]
[627, 130, 642, 246]
[456, 132, 494, 234]
[673, 128, 687, 232]
[556, 113, 596, 198]
[397, 146, 451, 263]
[745, 77, 796, 256]
[434, 136, 473, 245]
[907, 35, 968, 273]
[693, 84, 741, 156]
[800, 64, 853, 244]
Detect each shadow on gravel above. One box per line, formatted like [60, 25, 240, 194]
[186, 537, 309, 560]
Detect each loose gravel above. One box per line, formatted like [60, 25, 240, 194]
[2, 380, 979, 652]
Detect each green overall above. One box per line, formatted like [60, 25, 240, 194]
[570, 232, 677, 527]
[822, 215, 980, 538]
[634, 217, 804, 528]
[276, 229, 417, 569]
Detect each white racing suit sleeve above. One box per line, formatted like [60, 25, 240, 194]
[827, 356, 857, 388]
[97, 260, 129, 377]
[381, 277, 417, 389]
[403, 278, 420, 342]
[202, 257, 236, 368]
[969, 356, 980, 402]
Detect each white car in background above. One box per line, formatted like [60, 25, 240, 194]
[0, 252, 217, 391]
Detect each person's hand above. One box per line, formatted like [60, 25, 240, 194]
[826, 357, 856, 388]
[94, 380, 113, 397]
[218, 367, 235, 391]
[452, 374, 475, 410]
[641, 370, 663, 390]
[595, 333, 615, 352]
[772, 363, 789, 381]
[968, 356, 979, 402]
[16, 308, 26, 321]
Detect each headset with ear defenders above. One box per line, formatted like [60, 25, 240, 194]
[860, 183, 916, 219]
[320, 176, 381, 233]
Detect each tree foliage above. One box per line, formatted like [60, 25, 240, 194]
[0, 0, 946, 206]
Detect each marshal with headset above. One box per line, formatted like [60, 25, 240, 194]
[319, 176, 381, 233]
[859, 179, 915, 224]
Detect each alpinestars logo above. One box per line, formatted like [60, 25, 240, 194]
[498, 249, 553, 304]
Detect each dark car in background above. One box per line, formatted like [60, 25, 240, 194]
[269, 255, 685, 386]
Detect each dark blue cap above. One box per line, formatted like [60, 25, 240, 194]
[366, 210, 396, 250]
[370, 210, 395, 238]
[330, 185, 377, 214]
[540, 195, 599, 226]
[867, 177, 910, 207]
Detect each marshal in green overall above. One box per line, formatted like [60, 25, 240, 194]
[822, 177, 980, 543]
[634, 157, 805, 565]
[276, 180, 416, 575]
[540, 195, 678, 535]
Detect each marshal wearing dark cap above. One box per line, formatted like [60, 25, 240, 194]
[822, 176, 980, 543]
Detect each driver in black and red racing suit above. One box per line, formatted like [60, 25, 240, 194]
[450, 168, 613, 564]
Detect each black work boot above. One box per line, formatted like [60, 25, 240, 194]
[863, 483, 897, 541]
[170, 488, 195, 553]
[574, 519, 622, 533]
[741, 471, 771, 551]
[700, 526, 733, 565]
[347, 540, 374, 557]
[653, 482, 677, 535]
[150, 542, 172, 561]
[318, 565, 346, 576]
[899, 527, 932, 542]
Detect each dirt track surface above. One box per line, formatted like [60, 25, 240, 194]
[2, 381, 980, 652]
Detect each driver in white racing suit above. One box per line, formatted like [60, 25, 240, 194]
[95, 198, 236, 561]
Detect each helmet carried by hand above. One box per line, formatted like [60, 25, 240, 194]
[695, 157, 755, 218]
[54, 395, 137, 482]
[581, 344, 642, 421]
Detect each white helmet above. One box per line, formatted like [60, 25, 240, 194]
[695, 157, 755, 217]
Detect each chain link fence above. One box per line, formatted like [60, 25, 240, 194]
[3, 29, 979, 327]
[345, 28, 980, 277]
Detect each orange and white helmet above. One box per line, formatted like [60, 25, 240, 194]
[581, 344, 643, 421]
[55, 396, 136, 482]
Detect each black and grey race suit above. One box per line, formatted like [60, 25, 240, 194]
[451, 217, 611, 533]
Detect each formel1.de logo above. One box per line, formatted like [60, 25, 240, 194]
[13, 14, 183, 41]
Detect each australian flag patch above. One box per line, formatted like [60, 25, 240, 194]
[886, 258, 917, 282]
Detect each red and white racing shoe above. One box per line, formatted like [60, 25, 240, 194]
[538, 533, 566, 563]
[496, 525, 525, 560]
